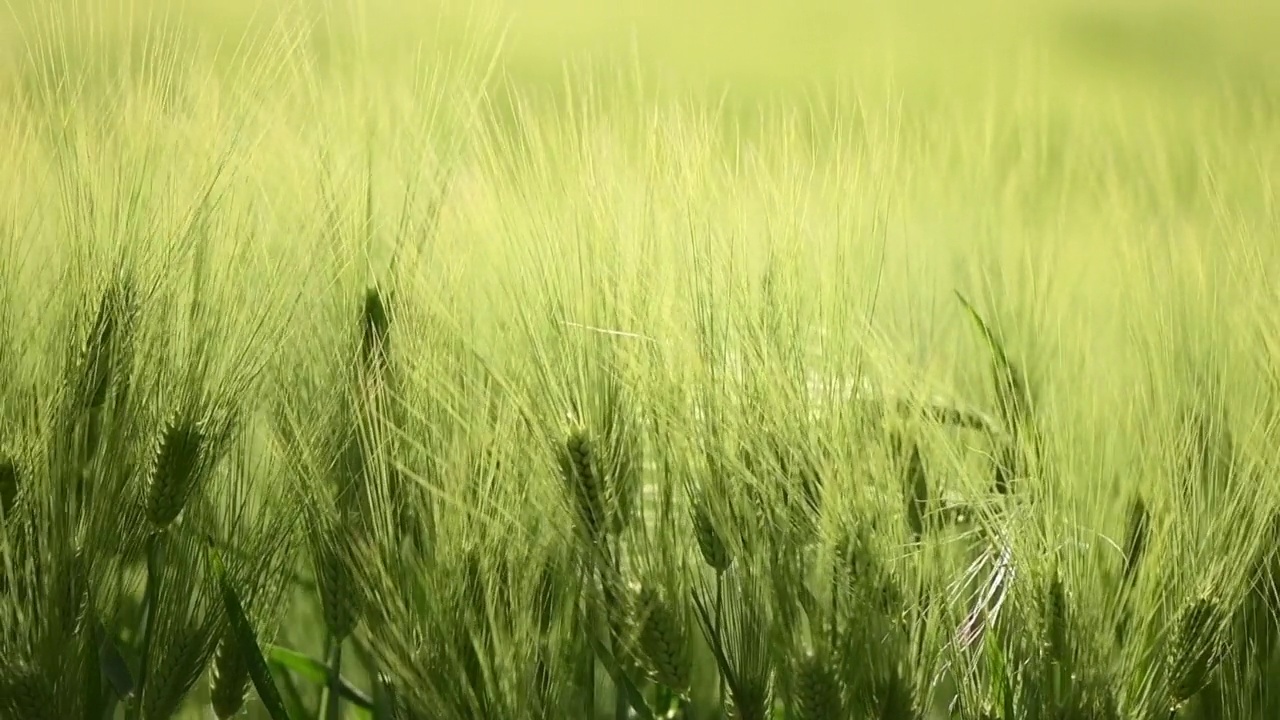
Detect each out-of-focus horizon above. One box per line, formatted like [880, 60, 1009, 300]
[2, 0, 1278, 104]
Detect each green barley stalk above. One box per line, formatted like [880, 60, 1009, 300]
[954, 292, 1033, 434]
[55, 273, 144, 531]
[323, 285, 398, 720]
[145, 416, 210, 530]
[75, 276, 141, 459]
[556, 424, 608, 716]
[1121, 495, 1151, 588]
[691, 495, 732, 710]
[207, 538, 291, 720]
[318, 279, 404, 713]
[133, 403, 236, 720]
[210, 632, 252, 720]
[560, 415, 645, 712]
[693, 566, 774, 720]
[360, 286, 392, 374]
[692, 500, 734, 575]
[1042, 566, 1080, 713]
[206, 439, 300, 719]
[955, 291, 1035, 497]
[311, 522, 363, 644]
[136, 531, 224, 720]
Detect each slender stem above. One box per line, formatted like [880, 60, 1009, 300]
[715, 572, 724, 718]
[829, 559, 840, 645]
[129, 532, 164, 720]
[582, 565, 596, 720]
[324, 637, 344, 720]
[655, 686, 673, 719]
[603, 557, 628, 720]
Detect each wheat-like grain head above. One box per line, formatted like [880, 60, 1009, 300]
[1165, 594, 1228, 712]
[0, 662, 55, 720]
[145, 415, 210, 529]
[312, 527, 363, 642]
[143, 622, 219, 720]
[209, 631, 250, 719]
[632, 583, 692, 695]
[692, 499, 734, 573]
[0, 452, 18, 523]
[559, 426, 605, 544]
[792, 648, 842, 720]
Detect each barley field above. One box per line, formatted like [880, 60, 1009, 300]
[2, 0, 1280, 718]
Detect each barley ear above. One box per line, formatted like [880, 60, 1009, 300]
[873, 667, 917, 720]
[891, 432, 929, 542]
[207, 538, 291, 720]
[955, 291, 1032, 431]
[0, 453, 18, 520]
[78, 277, 138, 410]
[633, 585, 692, 695]
[360, 285, 391, 371]
[692, 501, 733, 573]
[142, 627, 216, 720]
[1045, 569, 1070, 664]
[599, 373, 641, 536]
[210, 633, 252, 719]
[313, 534, 362, 641]
[1166, 595, 1227, 712]
[145, 417, 208, 529]
[559, 427, 605, 543]
[0, 664, 55, 720]
[1120, 494, 1150, 588]
[533, 554, 564, 634]
[793, 649, 842, 720]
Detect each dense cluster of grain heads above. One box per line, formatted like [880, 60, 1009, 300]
[4, 250, 1278, 720]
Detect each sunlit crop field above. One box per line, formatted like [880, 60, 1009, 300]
[1, 1, 1279, 718]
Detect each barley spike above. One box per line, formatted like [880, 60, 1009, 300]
[634, 585, 691, 694]
[210, 634, 252, 719]
[145, 418, 208, 529]
[693, 502, 733, 572]
[1167, 595, 1226, 711]
[793, 649, 842, 720]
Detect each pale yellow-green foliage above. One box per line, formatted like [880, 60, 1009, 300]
[1, 0, 1279, 718]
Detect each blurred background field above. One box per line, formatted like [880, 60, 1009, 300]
[5, 0, 1280, 98]
[2, 0, 1276, 389]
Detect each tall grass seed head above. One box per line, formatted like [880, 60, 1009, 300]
[692, 502, 733, 573]
[533, 555, 564, 634]
[560, 428, 604, 541]
[0, 664, 54, 720]
[314, 536, 362, 641]
[78, 278, 138, 413]
[143, 625, 218, 720]
[0, 452, 18, 520]
[146, 417, 209, 528]
[360, 286, 391, 372]
[897, 437, 930, 540]
[1045, 570, 1071, 664]
[210, 633, 251, 719]
[792, 648, 842, 720]
[1121, 493, 1150, 585]
[1166, 595, 1227, 710]
[632, 585, 692, 694]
